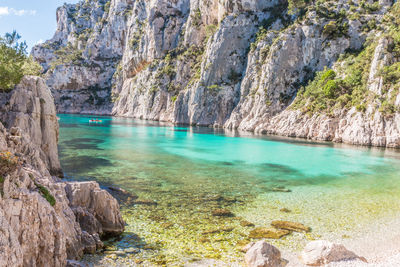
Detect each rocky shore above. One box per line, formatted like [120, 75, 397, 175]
[0, 76, 124, 267]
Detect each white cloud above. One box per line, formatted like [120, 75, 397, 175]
[0, 7, 36, 17]
[35, 39, 44, 45]
[0, 7, 9, 16]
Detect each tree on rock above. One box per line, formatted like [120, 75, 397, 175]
[288, 0, 309, 14]
[0, 31, 42, 92]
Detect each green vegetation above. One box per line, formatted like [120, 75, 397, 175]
[288, 0, 309, 14]
[292, 41, 376, 115]
[207, 84, 220, 91]
[50, 44, 84, 70]
[0, 31, 42, 92]
[36, 183, 56, 206]
[291, 2, 400, 117]
[129, 20, 146, 50]
[191, 8, 202, 28]
[29, 172, 56, 207]
[0, 151, 19, 176]
[104, 1, 111, 13]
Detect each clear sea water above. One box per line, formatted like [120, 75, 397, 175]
[58, 114, 400, 266]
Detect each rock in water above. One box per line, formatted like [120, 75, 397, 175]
[301, 240, 366, 266]
[211, 208, 235, 217]
[133, 198, 157, 205]
[279, 208, 291, 213]
[241, 220, 256, 227]
[245, 241, 282, 267]
[271, 220, 311, 232]
[249, 227, 290, 239]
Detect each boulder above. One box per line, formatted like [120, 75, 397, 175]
[65, 181, 125, 236]
[245, 241, 282, 267]
[301, 240, 366, 266]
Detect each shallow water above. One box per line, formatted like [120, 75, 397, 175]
[58, 114, 400, 266]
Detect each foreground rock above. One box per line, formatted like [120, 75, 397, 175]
[65, 181, 125, 236]
[0, 77, 124, 266]
[301, 240, 366, 266]
[245, 241, 282, 267]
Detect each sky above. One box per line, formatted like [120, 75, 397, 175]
[0, 0, 80, 52]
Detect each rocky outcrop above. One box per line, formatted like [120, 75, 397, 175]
[33, 0, 400, 148]
[65, 181, 125, 237]
[2, 76, 61, 176]
[301, 240, 365, 266]
[0, 77, 124, 267]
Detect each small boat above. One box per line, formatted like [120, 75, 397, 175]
[89, 119, 103, 123]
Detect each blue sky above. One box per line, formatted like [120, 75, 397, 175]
[0, 0, 80, 52]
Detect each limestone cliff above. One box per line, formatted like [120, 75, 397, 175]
[0, 76, 124, 267]
[33, 0, 400, 148]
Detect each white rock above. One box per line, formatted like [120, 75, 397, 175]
[301, 240, 365, 266]
[245, 241, 282, 267]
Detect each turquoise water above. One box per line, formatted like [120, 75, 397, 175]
[58, 114, 400, 265]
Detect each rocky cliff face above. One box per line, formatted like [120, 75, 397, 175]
[33, 0, 400, 148]
[0, 76, 124, 267]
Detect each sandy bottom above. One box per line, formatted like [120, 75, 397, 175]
[283, 215, 400, 267]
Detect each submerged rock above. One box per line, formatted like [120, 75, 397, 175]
[202, 227, 234, 235]
[249, 227, 290, 239]
[133, 198, 157, 205]
[271, 187, 291, 193]
[107, 186, 129, 195]
[241, 220, 256, 227]
[279, 208, 291, 213]
[301, 240, 366, 266]
[211, 209, 235, 217]
[271, 221, 310, 233]
[244, 241, 282, 267]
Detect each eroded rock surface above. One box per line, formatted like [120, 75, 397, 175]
[65, 181, 125, 236]
[0, 77, 124, 267]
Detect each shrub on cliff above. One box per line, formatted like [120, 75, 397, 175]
[0, 151, 19, 176]
[0, 31, 42, 92]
